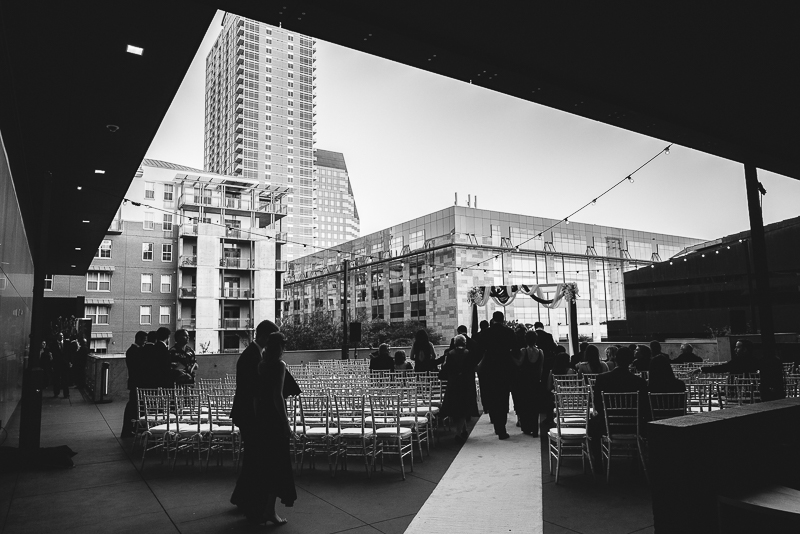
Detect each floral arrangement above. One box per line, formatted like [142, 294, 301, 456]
[467, 286, 481, 305]
[560, 282, 580, 302]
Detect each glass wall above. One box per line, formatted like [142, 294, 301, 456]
[0, 134, 34, 441]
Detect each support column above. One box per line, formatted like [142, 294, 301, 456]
[341, 259, 349, 359]
[743, 164, 783, 399]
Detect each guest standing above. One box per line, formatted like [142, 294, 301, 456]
[249, 331, 296, 524]
[474, 320, 490, 413]
[169, 328, 197, 385]
[154, 327, 172, 388]
[231, 320, 280, 513]
[440, 335, 479, 443]
[121, 331, 147, 437]
[50, 333, 71, 398]
[534, 322, 558, 389]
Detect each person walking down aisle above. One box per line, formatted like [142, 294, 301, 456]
[440, 335, 480, 443]
[249, 331, 296, 524]
[511, 329, 544, 436]
[478, 311, 516, 440]
[121, 331, 147, 437]
[230, 320, 279, 514]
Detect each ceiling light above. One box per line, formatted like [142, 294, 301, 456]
[126, 45, 144, 55]
[95, 170, 105, 174]
[74, 248, 81, 251]
[70, 264, 76, 268]
[76, 186, 82, 190]
[82, 220, 90, 224]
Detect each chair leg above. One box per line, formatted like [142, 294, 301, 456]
[554, 441, 561, 485]
[140, 434, 149, 470]
[637, 438, 650, 485]
[397, 437, 406, 481]
[605, 441, 612, 484]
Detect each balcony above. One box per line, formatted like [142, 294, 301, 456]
[180, 225, 198, 237]
[108, 219, 123, 234]
[178, 194, 221, 209]
[275, 232, 287, 243]
[275, 288, 288, 300]
[179, 286, 197, 298]
[220, 257, 254, 269]
[221, 288, 254, 299]
[180, 256, 197, 267]
[177, 318, 196, 329]
[257, 203, 288, 216]
[275, 260, 288, 272]
[219, 318, 253, 329]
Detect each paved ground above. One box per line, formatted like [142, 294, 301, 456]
[0, 393, 654, 533]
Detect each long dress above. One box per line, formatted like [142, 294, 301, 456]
[440, 348, 480, 419]
[510, 347, 543, 434]
[251, 359, 297, 509]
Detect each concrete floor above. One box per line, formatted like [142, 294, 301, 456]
[1, 393, 654, 533]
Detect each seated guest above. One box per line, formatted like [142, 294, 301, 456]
[696, 339, 759, 375]
[650, 340, 668, 360]
[631, 345, 652, 372]
[648, 355, 686, 393]
[369, 343, 394, 372]
[571, 341, 589, 370]
[589, 346, 647, 461]
[394, 350, 412, 371]
[577, 345, 609, 377]
[604, 345, 619, 371]
[671, 343, 702, 364]
[546, 352, 576, 393]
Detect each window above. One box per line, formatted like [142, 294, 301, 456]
[163, 184, 174, 201]
[144, 182, 155, 199]
[144, 212, 154, 230]
[140, 306, 151, 325]
[142, 243, 154, 261]
[390, 303, 404, 319]
[44, 274, 54, 291]
[160, 274, 171, 293]
[90, 339, 108, 354]
[162, 243, 173, 262]
[162, 214, 173, 231]
[85, 305, 109, 325]
[95, 239, 112, 258]
[409, 230, 425, 251]
[159, 306, 171, 324]
[141, 273, 153, 292]
[86, 272, 111, 291]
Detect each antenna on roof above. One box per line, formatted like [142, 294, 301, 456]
[475, 196, 478, 209]
[467, 194, 471, 208]
[454, 192, 458, 206]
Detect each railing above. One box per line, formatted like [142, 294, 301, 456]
[257, 203, 288, 216]
[178, 194, 221, 208]
[180, 256, 198, 267]
[220, 347, 241, 354]
[179, 286, 197, 298]
[219, 318, 253, 329]
[275, 232, 287, 243]
[176, 318, 196, 329]
[225, 227, 244, 238]
[221, 288, 253, 299]
[275, 260, 288, 271]
[108, 219, 123, 233]
[275, 288, 288, 300]
[220, 257, 254, 269]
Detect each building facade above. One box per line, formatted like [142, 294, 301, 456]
[619, 215, 800, 339]
[45, 159, 286, 353]
[284, 206, 703, 341]
[313, 149, 360, 248]
[205, 14, 317, 262]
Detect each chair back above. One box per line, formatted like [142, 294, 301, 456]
[601, 392, 641, 437]
[786, 375, 800, 398]
[368, 394, 402, 433]
[207, 394, 234, 429]
[297, 394, 332, 435]
[648, 392, 687, 420]
[553, 374, 583, 391]
[333, 394, 368, 435]
[554, 388, 590, 431]
[140, 389, 172, 430]
[175, 392, 204, 434]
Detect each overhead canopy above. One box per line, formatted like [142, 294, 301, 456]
[2, 1, 797, 275]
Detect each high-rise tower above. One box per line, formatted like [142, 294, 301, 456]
[205, 14, 316, 261]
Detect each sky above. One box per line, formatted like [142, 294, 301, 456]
[145, 11, 800, 242]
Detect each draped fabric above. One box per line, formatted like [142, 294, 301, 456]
[471, 284, 568, 309]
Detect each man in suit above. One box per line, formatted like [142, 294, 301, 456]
[50, 333, 71, 398]
[481, 311, 516, 439]
[138, 331, 158, 388]
[121, 331, 147, 437]
[231, 319, 280, 511]
[447, 325, 476, 355]
[473, 320, 490, 414]
[589, 346, 647, 462]
[154, 327, 172, 388]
